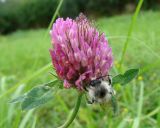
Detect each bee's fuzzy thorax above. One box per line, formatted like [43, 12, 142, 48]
[86, 78, 116, 104]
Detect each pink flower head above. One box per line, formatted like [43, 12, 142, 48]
[50, 13, 113, 90]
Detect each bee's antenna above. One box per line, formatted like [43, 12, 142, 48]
[97, 74, 112, 80]
[106, 74, 112, 77]
[83, 86, 88, 92]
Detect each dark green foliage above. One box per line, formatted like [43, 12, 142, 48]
[86, 0, 123, 16]
[0, 0, 58, 34]
[17, 0, 58, 29]
[0, 0, 160, 34]
[10, 95, 26, 103]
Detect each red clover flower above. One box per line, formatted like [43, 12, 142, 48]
[50, 14, 113, 90]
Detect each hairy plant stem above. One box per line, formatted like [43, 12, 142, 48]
[58, 92, 83, 128]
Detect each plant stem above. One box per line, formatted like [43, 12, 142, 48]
[58, 92, 83, 128]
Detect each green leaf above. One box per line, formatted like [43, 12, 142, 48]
[112, 74, 124, 85]
[21, 86, 53, 110]
[22, 90, 53, 110]
[123, 69, 139, 85]
[10, 78, 64, 110]
[112, 68, 139, 86]
[10, 94, 26, 103]
[27, 86, 51, 98]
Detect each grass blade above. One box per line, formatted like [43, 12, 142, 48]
[108, 36, 160, 59]
[31, 116, 37, 128]
[44, 0, 64, 39]
[119, 0, 144, 70]
[19, 110, 34, 128]
[117, 116, 130, 128]
[0, 63, 52, 99]
[132, 81, 144, 128]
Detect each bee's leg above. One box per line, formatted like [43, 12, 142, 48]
[87, 97, 95, 104]
[87, 100, 93, 104]
[83, 86, 88, 92]
[108, 75, 112, 85]
[110, 88, 116, 95]
[85, 93, 93, 104]
[113, 90, 116, 95]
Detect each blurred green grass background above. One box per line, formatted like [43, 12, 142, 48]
[0, 10, 160, 128]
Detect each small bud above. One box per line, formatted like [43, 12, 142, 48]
[138, 76, 143, 81]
